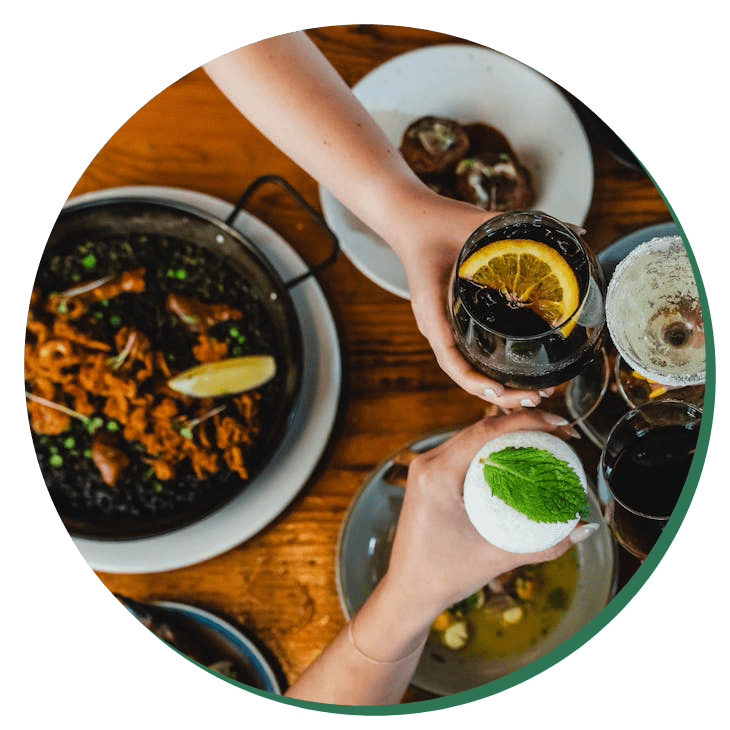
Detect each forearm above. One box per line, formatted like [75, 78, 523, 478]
[204, 31, 427, 245]
[204, 31, 519, 402]
[284, 573, 434, 706]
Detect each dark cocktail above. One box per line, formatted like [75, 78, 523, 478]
[600, 400, 701, 560]
[450, 211, 606, 390]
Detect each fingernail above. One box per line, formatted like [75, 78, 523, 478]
[566, 426, 581, 439]
[570, 523, 600, 544]
[539, 388, 555, 398]
[484, 387, 500, 399]
[520, 398, 537, 408]
[541, 413, 569, 426]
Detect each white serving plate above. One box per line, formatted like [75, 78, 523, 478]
[319, 44, 594, 299]
[68, 186, 341, 573]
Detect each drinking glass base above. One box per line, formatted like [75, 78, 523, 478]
[563, 346, 610, 428]
[615, 352, 705, 410]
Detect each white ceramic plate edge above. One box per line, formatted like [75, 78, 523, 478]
[66, 185, 342, 573]
[319, 43, 594, 301]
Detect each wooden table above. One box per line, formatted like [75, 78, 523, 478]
[74, 25, 667, 701]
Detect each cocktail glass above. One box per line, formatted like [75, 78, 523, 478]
[599, 399, 701, 560]
[606, 235, 705, 408]
[450, 211, 606, 392]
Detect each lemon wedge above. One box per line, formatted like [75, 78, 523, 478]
[459, 239, 581, 329]
[167, 356, 276, 398]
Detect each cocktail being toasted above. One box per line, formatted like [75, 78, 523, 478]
[450, 212, 606, 390]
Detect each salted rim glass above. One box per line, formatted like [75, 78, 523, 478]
[449, 211, 606, 342]
[599, 398, 702, 521]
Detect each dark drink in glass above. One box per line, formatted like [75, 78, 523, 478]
[450, 211, 606, 390]
[600, 400, 701, 560]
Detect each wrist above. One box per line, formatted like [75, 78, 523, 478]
[380, 187, 494, 263]
[353, 164, 435, 246]
[351, 571, 436, 662]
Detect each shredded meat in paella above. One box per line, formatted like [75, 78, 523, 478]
[25, 271, 262, 487]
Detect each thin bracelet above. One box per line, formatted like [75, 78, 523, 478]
[347, 620, 425, 665]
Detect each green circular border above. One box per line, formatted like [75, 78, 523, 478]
[7, 0, 728, 728]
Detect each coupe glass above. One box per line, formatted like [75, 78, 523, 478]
[606, 235, 705, 405]
[449, 211, 606, 391]
[600, 399, 701, 560]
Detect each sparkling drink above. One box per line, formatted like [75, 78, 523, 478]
[606, 235, 705, 393]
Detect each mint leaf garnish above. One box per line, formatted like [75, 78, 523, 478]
[482, 447, 590, 523]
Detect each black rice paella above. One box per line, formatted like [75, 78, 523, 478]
[26, 229, 292, 538]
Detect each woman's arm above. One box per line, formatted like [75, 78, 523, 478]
[284, 576, 431, 706]
[204, 31, 424, 247]
[285, 411, 592, 705]
[204, 33, 551, 408]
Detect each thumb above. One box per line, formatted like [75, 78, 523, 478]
[568, 522, 602, 546]
[524, 522, 602, 566]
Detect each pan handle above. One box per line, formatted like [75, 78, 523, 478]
[225, 174, 340, 290]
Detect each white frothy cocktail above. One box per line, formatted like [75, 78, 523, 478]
[463, 431, 588, 553]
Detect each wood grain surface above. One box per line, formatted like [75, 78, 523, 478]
[67, 24, 665, 702]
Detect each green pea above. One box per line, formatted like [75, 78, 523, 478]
[57, 301, 68, 314]
[81, 253, 97, 269]
[175, 269, 188, 280]
[86, 417, 104, 435]
[83, 450, 92, 458]
[109, 315, 122, 327]
[63, 437, 76, 449]
[50, 454, 63, 468]
[106, 421, 119, 432]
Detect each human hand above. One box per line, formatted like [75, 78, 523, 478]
[381, 410, 592, 625]
[206, 38, 552, 409]
[387, 187, 554, 409]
